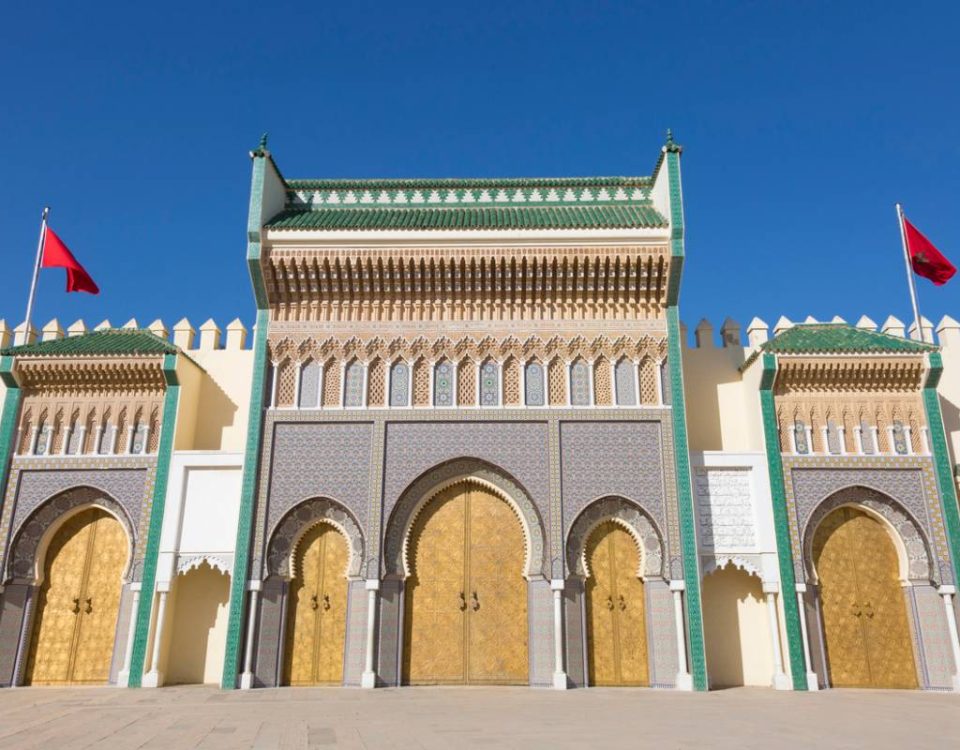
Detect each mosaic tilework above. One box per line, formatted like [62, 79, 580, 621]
[527, 579, 554, 686]
[565, 496, 664, 579]
[912, 584, 957, 689]
[562, 581, 586, 687]
[559, 421, 665, 535]
[0, 462, 151, 581]
[525, 362, 545, 407]
[343, 580, 367, 686]
[800, 485, 934, 583]
[480, 361, 499, 406]
[615, 359, 637, 406]
[255, 422, 373, 575]
[5, 487, 137, 582]
[647, 579, 679, 687]
[433, 361, 454, 407]
[657, 417, 683, 580]
[570, 360, 590, 406]
[298, 360, 320, 408]
[382, 421, 550, 532]
[265, 497, 365, 579]
[389, 362, 409, 407]
[782, 458, 950, 583]
[344, 361, 364, 407]
[383, 457, 547, 578]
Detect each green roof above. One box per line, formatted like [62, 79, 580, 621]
[1, 329, 179, 357]
[742, 323, 935, 370]
[266, 205, 666, 231]
[269, 175, 667, 232]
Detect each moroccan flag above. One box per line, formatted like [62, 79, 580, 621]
[903, 217, 956, 286]
[41, 226, 100, 294]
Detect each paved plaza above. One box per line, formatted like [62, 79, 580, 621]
[0, 685, 954, 749]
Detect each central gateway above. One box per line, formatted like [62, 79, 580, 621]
[404, 483, 528, 685]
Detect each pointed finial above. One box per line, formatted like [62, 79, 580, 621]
[663, 128, 682, 153]
[259, 132, 268, 149]
[251, 132, 270, 158]
[666, 128, 673, 145]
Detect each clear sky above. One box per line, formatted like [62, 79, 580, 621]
[2, 1, 958, 342]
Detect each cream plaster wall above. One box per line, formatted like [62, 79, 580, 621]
[164, 562, 231, 684]
[173, 355, 203, 450]
[936, 323, 960, 474]
[702, 564, 774, 687]
[683, 341, 756, 452]
[186, 348, 254, 452]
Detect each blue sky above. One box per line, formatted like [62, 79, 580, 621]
[2, 1, 958, 342]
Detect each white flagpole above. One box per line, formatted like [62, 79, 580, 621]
[23, 207, 50, 336]
[896, 203, 926, 343]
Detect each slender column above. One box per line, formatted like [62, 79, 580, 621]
[587, 360, 595, 407]
[633, 360, 641, 406]
[125, 425, 135, 454]
[804, 426, 814, 454]
[656, 359, 665, 405]
[938, 585, 960, 691]
[270, 361, 279, 408]
[76, 426, 87, 456]
[871, 426, 880, 454]
[838, 427, 847, 455]
[762, 582, 790, 690]
[795, 585, 819, 690]
[551, 579, 568, 689]
[905, 426, 914, 455]
[11, 587, 38, 687]
[28, 426, 39, 455]
[142, 586, 169, 688]
[921, 426, 931, 455]
[361, 579, 379, 688]
[670, 580, 693, 690]
[118, 583, 142, 686]
[240, 582, 261, 690]
[140, 426, 150, 455]
[819, 427, 829, 454]
[13, 428, 22, 456]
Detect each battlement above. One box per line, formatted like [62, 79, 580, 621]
[0, 317, 253, 352]
[680, 314, 960, 349]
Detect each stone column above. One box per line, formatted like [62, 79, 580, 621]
[361, 579, 379, 688]
[795, 584, 819, 690]
[938, 585, 960, 691]
[11, 587, 38, 687]
[240, 582, 261, 690]
[762, 581, 791, 690]
[670, 580, 693, 690]
[551, 579, 568, 689]
[117, 583, 142, 687]
[142, 585, 169, 688]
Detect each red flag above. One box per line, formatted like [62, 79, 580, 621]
[904, 217, 956, 286]
[41, 227, 99, 294]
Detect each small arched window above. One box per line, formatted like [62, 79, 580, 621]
[344, 361, 365, 407]
[793, 420, 809, 454]
[390, 362, 410, 407]
[615, 359, 637, 406]
[480, 361, 500, 406]
[434, 360, 454, 407]
[525, 362, 545, 406]
[570, 359, 591, 406]
[298, 359, 321, 408]
[892, 420, 909, 455]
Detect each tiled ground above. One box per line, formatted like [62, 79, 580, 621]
[0, 685, 954, 749]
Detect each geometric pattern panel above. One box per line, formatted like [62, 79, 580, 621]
[614, 359, 637, 406]
[264, 423, 374, 556]
[694, 468, 756, 551]
[389, 362, 410, 407]
[565, 495, 663, 579]
[266, 497, 365, 580]
[559, 421, 666, 537]
[525, 362, 545, 407]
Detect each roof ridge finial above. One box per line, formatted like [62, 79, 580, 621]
[663, 128, 681, 153]
[251, 132, 269, 158]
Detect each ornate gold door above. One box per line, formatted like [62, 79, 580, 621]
[814, 507, 918, 689]
[284, 522, 349, 685]
[585, 521, 648, 686]
[26, 508, 127, 685]
[403, 482, 528, 685]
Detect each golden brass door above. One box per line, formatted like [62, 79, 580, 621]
[284, 522, 349, 685]
[26, 508, 127, 685]
[814, 507, 918, 689]
[403, 482, 528, 685]
[585, 521, 648, 686]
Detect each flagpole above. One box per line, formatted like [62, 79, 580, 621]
[23, 207, 49, 336]
[896, 203, 926, 343]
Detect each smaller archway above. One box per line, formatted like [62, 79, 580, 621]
[701, 561, 773, 688]
[164, 559, 231, 685]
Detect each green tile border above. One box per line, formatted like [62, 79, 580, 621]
[922, 352, 960, 586]
[0, 357, 23, 522]
[667, 307, 707, 691]
[126, 353, 180, 686]
[759, 353, 808, 690]
[221, 144, 272, 688]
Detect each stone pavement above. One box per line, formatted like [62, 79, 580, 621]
[0, 685, 953, 749]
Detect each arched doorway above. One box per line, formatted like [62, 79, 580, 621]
[165, 561, 231, 685]
[813, 507, 918, 689]
[402, 481, 528, 685]
[283, 522, 349, 685]
[584, 520, 648, 686]
[25, 508, 128, 685]
[702, 562, 773, 688]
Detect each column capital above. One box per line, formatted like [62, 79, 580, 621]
[365, 579, 381, 591]
[669, 579, 685, 592]
[550, 579, 565, 591]
[938, 585, 957, 596]
[762, 580, 780, 595]
[795, 583, 807, 593]
[247, 580, 262, 592]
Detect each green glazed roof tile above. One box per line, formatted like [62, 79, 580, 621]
[285, 176, 652, 191]
[742, 323, 935, 370]
[1, 329, 179, 357]
[265, 205, 667, 231]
